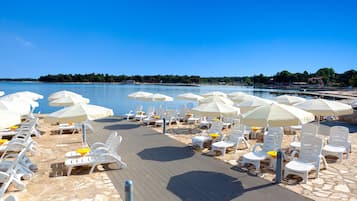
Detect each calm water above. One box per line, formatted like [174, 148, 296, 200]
[0, 82, 297, 115]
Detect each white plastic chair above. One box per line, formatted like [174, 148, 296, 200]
[322, 126, 350, 161]
[57, 123, 81, 135]
[65, 135, 127, 176]
[65, 132, 120, 158]
[211, 125, 250, 156]
[284, 135, 323, 183]
[289, 123, 317, 152]
[240, 127, 283, 172]
[191, 121, 223, 149]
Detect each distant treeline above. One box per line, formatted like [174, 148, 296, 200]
[37, 67, 357, 87]
[0, 78, 37, 81]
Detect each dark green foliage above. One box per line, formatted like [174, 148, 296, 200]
[36, 68, 357, 87]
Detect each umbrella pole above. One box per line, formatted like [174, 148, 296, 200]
[82, 123, 86, 146]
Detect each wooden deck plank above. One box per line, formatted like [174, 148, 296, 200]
[88, 117, 312, 201]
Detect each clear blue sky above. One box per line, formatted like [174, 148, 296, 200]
[1, 0, 357, 78]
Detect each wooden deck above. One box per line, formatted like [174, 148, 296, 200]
[88, 117, 311, 201]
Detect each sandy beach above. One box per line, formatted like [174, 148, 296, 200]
[4, 115, 122, 201]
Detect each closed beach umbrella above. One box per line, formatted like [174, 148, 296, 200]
[227, 91, 247, 98]
[11, 91, 43, 100]
[240, 102, 315, 127]
[0, 100, 31, 115]
[199, 96, 234, 105]
[140, 93, 173, 102]
[0, 110, 21, 129]
[237, 97, 273, 113]
[128, 91, 153, 100]
[48, 90, 83, 101]
[202, 91, 227, 98]
[294, 98, 353, 116]
[0, 91, 4, 97]
[46, 103, 114, 144]
[49, 96, 90, 107]
[176, 93, 204, 101]
[275, 95, 306, 105]
[191, 102, 240, 117]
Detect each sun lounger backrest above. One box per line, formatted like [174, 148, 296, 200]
[299, 135, 323, 164]
[329, 126, 349, 147]
[209, 121, 223, 134]
[302, 123, 317, 135]
[318, 124, 331, 137]
[262, 128, 283, 152]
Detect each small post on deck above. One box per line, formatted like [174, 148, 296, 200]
[275, 149, 283, 184]
[163, 118, 166, 135]
[125, 180, 133, 201]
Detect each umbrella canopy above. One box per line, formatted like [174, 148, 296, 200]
[201, 91, 227, 98]
[46, 103, 114, 124]
[352, 99, 357, 109]
[237, 97, 274, 113]
[0, 110, 22, 129]
[240, 102, 315, 127]
[0, 100, 31, 115]
[1, 95, 39, 109]
[230, 94, 256, 103]
[49, 96, 90, 107]
[191, 102, 240, 117]
[294, 98, 353, 116]
[176, 93, 204, 101]
[227, 91, 247, 98]
[48, 90, 83, 101]
[199, 96, 234, 105]
[275, 95, 306, 105]
[11, 91, 43, 100]
[0, 91, 4, 97]
[139, 93, 173, 102]
[128, 91, 153, 100]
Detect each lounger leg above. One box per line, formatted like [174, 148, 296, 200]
[90, 164, 97, 174]
[67, 166, 73, 176]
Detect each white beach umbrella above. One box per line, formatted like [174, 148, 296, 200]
[352, 99, 357, 109]
[237, 97, 274, 113]
[294, 98, 353, 116]
[0, 100, 31, 115]
[227, 91, 247, 98]
[12, 91, 43, 100]
[240, 102, 315, 127]
[0, 91, 4, 97]
[1, 95, 39, 109]
[176, 93, 204, 101]
[275, 95, 306, 105]
[201, 91, 227, 98]
[191, 102, 240, 117]
[230, 94, 256, 103]
[46, 103, 114, 144]
[140, 93, 173, 102]
[0, 110, 22, 129]
[49, 96, 90, 107]
[199, 96, 234, 105]
[128, 91, 153, 100]
[48, 90, 83, 101]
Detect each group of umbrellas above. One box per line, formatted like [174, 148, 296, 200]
[46, 90, 114, 144]
[0, 91, 43, 129]
[128, 90, 354, 129]
[0, 90, 114, 144]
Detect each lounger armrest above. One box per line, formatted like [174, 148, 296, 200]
[91, 142, 107, 150]
[290, 150, 299, 161]
[252, 143, 263, 152]
[92, 146, 110, 154]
